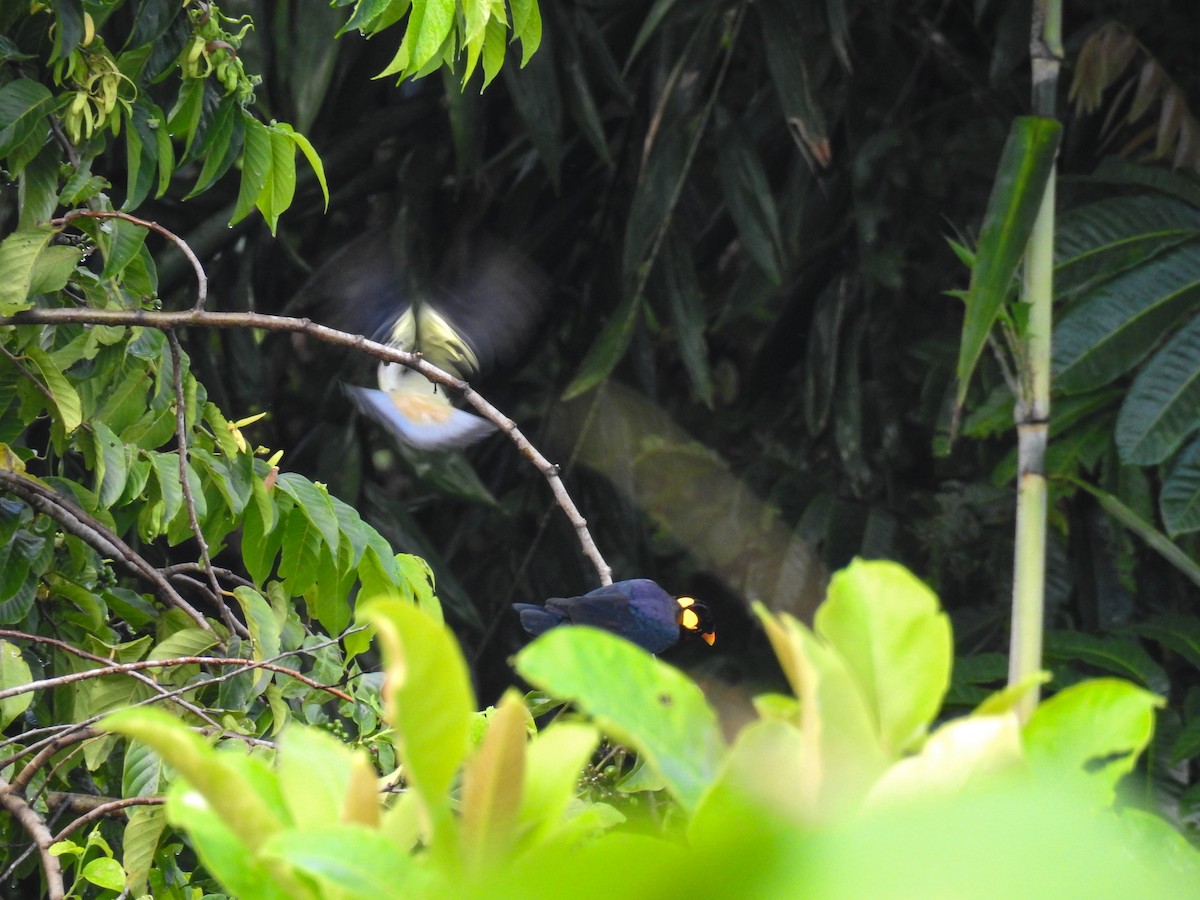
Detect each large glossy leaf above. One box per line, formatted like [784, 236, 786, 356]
[357, 597, 474, 843]
[102, 708, 288, 850]
[1024, 678, 1162, 808]
[1055, 196, 1200, 298]
[815, 559, 953, 756]
[0, 639, 32, 729]
[1115, 313, 1200, 464]
[515, 626, 725, 813]
[259, 827, 420, 899]
[1054, 243, 1200, 393]
[1160, 435, 1200, 535]
[956, 116, 1062, 409]
[758, 605, 890, 821]
[0, 225, 55, 315]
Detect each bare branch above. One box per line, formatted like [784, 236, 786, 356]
[0, 776, 66, 900]
[0, 305, 612, 585]
[53, 796, 164, 843]
[0, 654, 353, 705]
[0, 470, 215, 633]
[0, 630, 221, 730]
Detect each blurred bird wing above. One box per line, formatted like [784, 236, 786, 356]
[430, 241, 549, 375]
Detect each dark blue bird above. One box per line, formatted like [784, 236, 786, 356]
[513, 579, 715, 654]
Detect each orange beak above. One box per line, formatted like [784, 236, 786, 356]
[701, 632, 716, 646]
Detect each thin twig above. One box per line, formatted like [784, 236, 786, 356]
[51, 210, 208, 310]
[0, 470, 215, 634]
[0, 776, 65, 900]
[167, 330, 246, 638]
[0, 655, 353, 705]
[163, 563, 256, 590]
[0, 343, 58, 408]
[53, 796, 164, 843]
[1, 306, 612, 585]
[0, 629, 221, 730]
[0, 633, 349, 772]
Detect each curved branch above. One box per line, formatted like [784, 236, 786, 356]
[0, 776, 65, 900]
[53, 796, 163, 843]
[0, 470, 215, 633]
[0, 306, 612, 585]
[52, 210, 208, 310]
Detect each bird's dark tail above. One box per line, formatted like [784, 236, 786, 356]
[512, 604, 565, 637]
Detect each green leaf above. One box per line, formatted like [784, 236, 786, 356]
[1071, 478, 1200, 588]
[1115, 314, 1200, 465]
[0, 225, 55, 315]
[511, 0, 541, 65]
[460, 689, 528, 866]
[102, 708, 288, 851]
[357, 597, 474, 849]
[278, 123, 329, 211]
[1055, 195, 1200, 298]
[716, 115, 784, 283]
[231, 114, 271, 226]
[121, 738, 163, 798]
[93, 422, 129, 507]
[815, 559, 953, 756]
[276, 472, 341, 551]
[166, 77, 205, 152]
[23, 344, 83, 433]
[1024, 678, 1163, 808]
[1054, 244, 1200, 393]
[1161, 437, 1200, 535]
[277, 725, 358, 825]
[517, 722, 599, 845]
[562, 290, 641, 400]
[121, 806, 165, 896]
[757, 604, 891, 820]
[257, 126, 297, 234]
[956, 116, 1062, 408]
[278, 508, 324, 596]
[0, 640, 32, 730]
[758, 0, 829, 163]
[258, 826, 417, 899]
[412, 0, 456, 74]
[98, 218, 150, 281]
[28, 244, 81, 294]
[1043, 631, 1169, 694]
[148, 626, 219, 661]
[0, 78, 55, 161]
[515, 627, 725, 813]
[81, 857, 125, 892]
[185, 96, 244, 199]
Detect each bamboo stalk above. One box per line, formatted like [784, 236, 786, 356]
[1008, 0, 1062, 722]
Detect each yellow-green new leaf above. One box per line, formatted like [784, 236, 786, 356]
[1023, 678, 1163, 809]
[101, 708, 287, 851]
[461, 688, 529, 868]
[815, 559, 952, 755]
[357, 596, 474, 850]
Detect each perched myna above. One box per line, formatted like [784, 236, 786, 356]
[293, 229, 547, 450]
[513, 579, 716, 654]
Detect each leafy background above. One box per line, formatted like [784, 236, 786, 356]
[4, 0, 1200, 893]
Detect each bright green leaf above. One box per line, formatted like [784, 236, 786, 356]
[515, 627, 725, 813]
